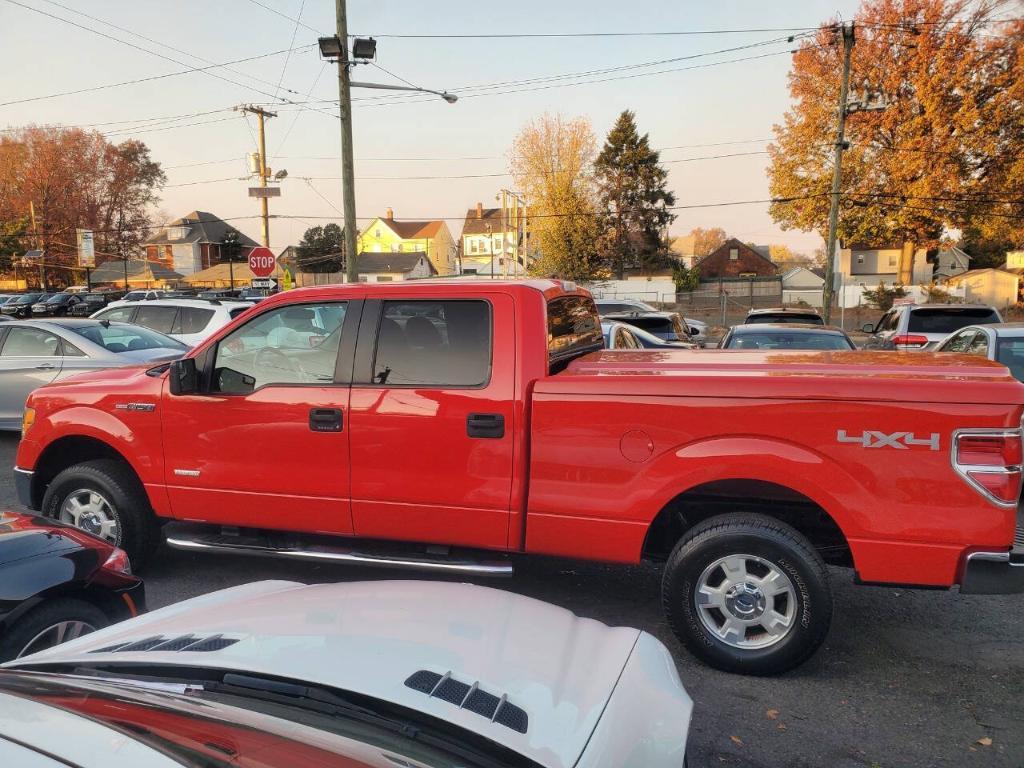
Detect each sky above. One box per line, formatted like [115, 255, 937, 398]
[0, 0, 865, 255]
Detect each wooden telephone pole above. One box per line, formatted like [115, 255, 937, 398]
[236, 105, 277, 248]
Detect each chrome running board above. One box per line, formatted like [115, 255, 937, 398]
[163, 524, 513, 577]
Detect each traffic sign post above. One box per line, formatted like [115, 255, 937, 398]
[248, 247, 276, 278]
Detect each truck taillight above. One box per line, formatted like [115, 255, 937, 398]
[892, 334, 929, 349]
[952, 430, 1023, 506]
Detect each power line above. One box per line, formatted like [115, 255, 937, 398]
[353, 26, 822, 39]
[0, 42, 314, 108]
[273, 0, 307, 99]
[243, 0, 319, 34]
[102, 115, 242, 138]
[36, 0, 307, 97]
[1, 0, 324, 108]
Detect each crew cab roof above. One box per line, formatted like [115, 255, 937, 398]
[261, 278, 588, 305]
[541, 349, 1024, 405]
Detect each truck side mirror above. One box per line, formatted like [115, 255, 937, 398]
[168, 358, 198, 395]
[861, 323, 875, 333]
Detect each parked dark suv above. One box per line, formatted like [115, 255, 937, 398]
[2, 293, 53, 319]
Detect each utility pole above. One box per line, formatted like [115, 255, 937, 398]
[334, 0, 359, 283]
[29, 202, 46, 291]
[822, 22, 855, 325]
[237, 105, 277, 249]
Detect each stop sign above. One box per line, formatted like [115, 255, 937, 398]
[248, 246, 276, 277]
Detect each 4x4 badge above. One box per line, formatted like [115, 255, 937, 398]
[837, 430, 940, 450]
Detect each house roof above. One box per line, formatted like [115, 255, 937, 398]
[945, 267, 1020, 284]
[356, 251, 435, 274]
[461, 207, 506, 236]
[703, 238, 777, 270]
[374, 217, 445, 240]
[145, 211, 260, 247]
[90, 259, 183, 282]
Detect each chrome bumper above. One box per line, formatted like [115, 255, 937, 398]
[13, 467, 33, 509]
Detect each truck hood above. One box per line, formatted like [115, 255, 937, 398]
[552, 349, 1024, 405]
[6, 580, 650, 768]
[36, 361, 166, 394]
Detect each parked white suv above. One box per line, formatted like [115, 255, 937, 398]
[91, 298, 252, 346]
[862, 303, 1002, 351]
[104, 289, 167, 308]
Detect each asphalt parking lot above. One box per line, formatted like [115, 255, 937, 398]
[1, 432, 1021, 768]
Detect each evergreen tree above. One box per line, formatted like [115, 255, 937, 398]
[220, 228, 245, 289]
[594, 110, 676, 278]
[296, 223, 345, 273]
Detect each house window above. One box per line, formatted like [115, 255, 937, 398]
[377, 275, 394, 282]
[729, 248, 738, 260]
[463, 268, 478, 275]
[888, 255, 897, 268]
[358, 275, 369, 282]
[739, 272, 756, 277]
[375, 228, 381, 239]
[856, 254, 864, 264]
[391, 243, 400, 252]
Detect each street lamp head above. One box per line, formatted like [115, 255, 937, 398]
[441, 92, 458, 104]
[274, 169, 288, 180]
[318, 35, 344, 59]
[352, 37, 377, 60]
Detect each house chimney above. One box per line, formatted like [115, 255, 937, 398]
[385, 207, 394, 220]
[476, 202, 483, 219]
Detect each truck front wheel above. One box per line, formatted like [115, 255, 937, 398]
[662, 513, 833, 676]
[41, 459, 160, 570]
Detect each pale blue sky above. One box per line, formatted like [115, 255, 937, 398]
[0, 0, 862, 253]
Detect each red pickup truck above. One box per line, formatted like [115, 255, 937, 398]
[13, 280, 1024, 675]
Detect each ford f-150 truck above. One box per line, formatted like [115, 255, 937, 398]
[13, 280, 1024, 675]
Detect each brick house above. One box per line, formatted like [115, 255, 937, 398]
[144, 211, 260, 276]
[697, 238, 778, 278]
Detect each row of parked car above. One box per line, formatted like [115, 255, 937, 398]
[597, 298, 1021, 379]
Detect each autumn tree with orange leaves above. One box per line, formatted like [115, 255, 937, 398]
[768, 0, 1023, 258]
[0, 126, 164, 276]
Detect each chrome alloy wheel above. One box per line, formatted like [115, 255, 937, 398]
[17, 620, 97, 658]
[60, 488, 119, 544]
[695, 554, 797, 649]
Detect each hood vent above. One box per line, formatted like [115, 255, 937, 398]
[90, 634, 240, 654]
[404, 670, 528, 734]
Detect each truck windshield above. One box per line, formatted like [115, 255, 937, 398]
[547, 295, 602, 371]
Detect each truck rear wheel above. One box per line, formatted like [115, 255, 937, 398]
[662, 513, 832, 676]
[41, 459, 159, 570]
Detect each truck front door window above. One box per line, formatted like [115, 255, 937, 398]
[213, 303, 347, 393]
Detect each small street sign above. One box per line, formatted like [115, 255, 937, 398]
[248, 247, 276, 277]
[251, 277, 278, 290]
[248, 187, 281, 198]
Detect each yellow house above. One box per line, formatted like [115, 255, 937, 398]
[357, 208, 456, 276]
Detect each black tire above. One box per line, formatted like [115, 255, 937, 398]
[0, 597, 109, 661]
[41, 459, 159, 570]
[662, 513, 833, 676]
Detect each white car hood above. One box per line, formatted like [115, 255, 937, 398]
[8, 580, 645, 768]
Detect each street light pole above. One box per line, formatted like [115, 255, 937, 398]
[334, 0, 359, 283]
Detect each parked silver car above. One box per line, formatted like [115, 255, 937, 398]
[862, 303, 1001, 351]
[2, 580, 693, 768]
[720, 322, 856, 350]
[0, 319, 186, 430]
[935, 322, 1024, 381]
[594, 298, 708, 346]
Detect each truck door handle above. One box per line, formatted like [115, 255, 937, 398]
[309, 408, 343, 432]
[467, 413, 504, 439]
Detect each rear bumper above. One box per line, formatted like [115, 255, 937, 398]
[13, 467, 34, 509]
[960, 550, 1024, 594]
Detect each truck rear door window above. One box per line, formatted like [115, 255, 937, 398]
[908, 307, 1000, 334]
[547, 296, 603, 370]
[373, 300, 491, 387]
